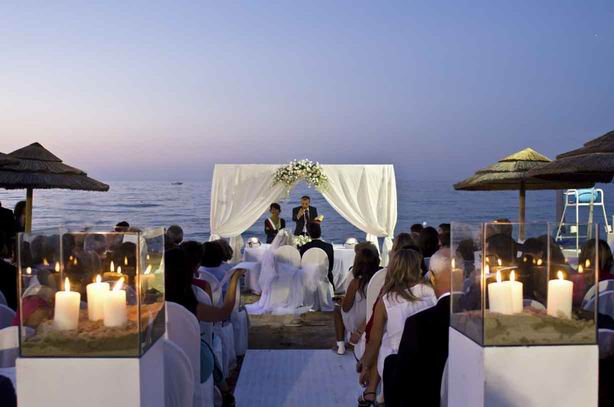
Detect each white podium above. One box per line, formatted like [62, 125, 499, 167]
[16, 338, 165, 407]
[448, 328, 598, 407]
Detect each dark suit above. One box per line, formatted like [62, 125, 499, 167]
[292, 206, 318, 236]
[299, 238, 334, 289]
[383, 295, 450, 407]
[0, 259, 17, 311]
[0, 205, 16, 255]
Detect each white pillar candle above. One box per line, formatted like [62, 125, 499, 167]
[54, 278, 81, 331]
[104, 277, 128, 328]
[488, 270, 514, 314]
[502, 270, 523, 314]
[86, 275, 110, 321]
[547, 271, 573, 319]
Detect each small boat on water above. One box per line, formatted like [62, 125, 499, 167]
[171, 182, 183, 185]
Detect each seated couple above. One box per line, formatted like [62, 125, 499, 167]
[264, 195, 319, 243]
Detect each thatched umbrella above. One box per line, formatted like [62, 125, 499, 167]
[0, 142, 109, 231]
[0, 153, 18, 167]
[454, 148, 592, 239]
[528, 130, 614, 184]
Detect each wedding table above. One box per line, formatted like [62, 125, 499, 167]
[242, 243, 356, 294]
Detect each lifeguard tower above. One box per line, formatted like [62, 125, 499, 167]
[556, 188, 611, 251]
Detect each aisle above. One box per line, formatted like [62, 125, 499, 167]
[234, 349, 361, 406]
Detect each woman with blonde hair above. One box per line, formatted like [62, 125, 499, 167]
[357, 248, 436, 406]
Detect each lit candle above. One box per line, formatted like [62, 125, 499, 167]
[54, 278, 81, 330]
[54, 262, 60, 273]
[142, 265, 154, 293]
[503, 270, 523, 314]
[124, 256, 128, 266]
[488, 270, 514, 314]
[43, 258, 49, 266]
[103, 277, 127, 328]
[86, 275, 110, 321]
[110, 260, 115, 272]
[547, 271, 573, 319]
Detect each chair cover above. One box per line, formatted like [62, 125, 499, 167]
[163, 339, 194, 407]
[165, 301, 206, 407]
[0, 291, 6, 307]
[0, 326, 33, 368]
[599, 329, 614, 359]
[231, 309, 249, 356]
[582, 279, 614, 309]
[354, 268, 388, 360]
[193, 285, 213, 345]
[301, 248, 334, 312]
[242, 261, 262, 294]
[274, 245, 301, 268]
[584, 290, 614, 319]
[212, 334, 224, 377]
[0, 305, 15, 330]
[197, 268, 222, 306]
[213, 322, 236, 378]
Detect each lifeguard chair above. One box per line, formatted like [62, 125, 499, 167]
[556, 188, 611, 246]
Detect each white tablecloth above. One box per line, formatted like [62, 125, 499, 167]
[242, 243, 356, 294]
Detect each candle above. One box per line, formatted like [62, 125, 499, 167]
[488, 270, 514, 314]
[54, 262, 60, 273]
[86, 275, 110, 321]
[104, 277, 128, 328]
[103, 261, 123, 280]
[124, 256, 129, 266]
[110, 260, 115, 272]
[503, 270, 523, 314]
[547, 271, 573, 319]
[54, 278, 81, 330]
[142, 265, 155, 293]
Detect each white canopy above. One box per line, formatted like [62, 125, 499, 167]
[209, 164, 398, 265]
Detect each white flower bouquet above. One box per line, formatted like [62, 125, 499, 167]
[294, 235, 312, 247]
[273, 159, 328, 190]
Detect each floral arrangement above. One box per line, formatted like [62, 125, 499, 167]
[272, 159, 328, 190]
[294, 235, 312, 247]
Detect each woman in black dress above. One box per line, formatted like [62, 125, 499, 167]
[264, 203, 286, 243]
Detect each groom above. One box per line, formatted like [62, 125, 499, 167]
[292, 195, 318, 236]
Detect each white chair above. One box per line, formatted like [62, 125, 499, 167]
[192, 285, 213, 346]
[523, 299, 546, 310]
[274, 246, 301, 268]
[0, 305, 15, 330]
[598, 329, 614, 359]
[582, 280, 614, 309]
[440, 358, 449, 407]
[214, 322, 236, 378]
[584, 290, 614, 319]
[163, 339, 194, 407]
[197, 268, 222, 306]
[0, 291, 7, 306]
[354, 267, 388, 360]
[166, 301, 209, 407]
[231, 279, 249, 356]
[266, 246, 303, 312]
[301, 248, 334, 312]
[0, 326, 33, 368]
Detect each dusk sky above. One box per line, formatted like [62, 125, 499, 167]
[1, 1, 613, 181]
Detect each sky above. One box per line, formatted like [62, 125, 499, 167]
[1, 1, 613, 181]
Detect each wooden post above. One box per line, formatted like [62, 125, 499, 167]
[25, 188, 33, 233]
[519, 185, 526, 241]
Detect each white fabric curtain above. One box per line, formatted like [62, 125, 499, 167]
[320, 165, 397, 266]
[209, 165, 286, 262]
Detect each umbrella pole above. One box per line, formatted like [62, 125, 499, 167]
[519, 185, 526, 241]
[25, 188, 33, 233]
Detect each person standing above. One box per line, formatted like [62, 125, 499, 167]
[264, 203, 286, 243]
[292, 195, 317, 236]
[0, 201, 17, 258]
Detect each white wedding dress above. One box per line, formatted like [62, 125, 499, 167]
[245, 229, 306, 315]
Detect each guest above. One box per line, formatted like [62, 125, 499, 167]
[358, 248, 436, 406]
[180, 241, 213, 300]
[292, 195, 318, 236]
[214, 238, 234, 264]
[418, 226, 439, 258]
[383, 248, 451, 406]
[438, 223, 450, 235]
[201, 241, 230, 283]
[438, 230, 450, 248]
[0, 374, 16, 407]
[264, 203, 286, 243]
[410, 223, 423, 234]
[0, 233, 17, 310]
[392, 233, 417, 252]
[580, 239, 614, 281]
[14, 201, 26, 233]
[333, 243, 380, 355]
[0, 201, 16, 258]
[114, 221, 130, 232]
[299, 222, 334, 288]
[165, 225, 184, 250]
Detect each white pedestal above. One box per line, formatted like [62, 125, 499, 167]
[448, 328, 598, 407]
[16, 339, 164, 407]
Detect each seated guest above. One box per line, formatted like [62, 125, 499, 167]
[0, 233, 17, 310]
[114, 221, 130, 232]
[0, 201, 16, 258]
[333, 243, 380, 355]
[299, 222, 334, 287]
[214, 238, 234, 264]
[409, 223, 423, 242]
[419, 226, 440, 258]
[358, 248, 436, 406]
[384, 248, 452, 407]
[165, 225, 184, 250]
[438, 223, 450, 235]
[14, 200, 26, 234]
[438, 230, 450, 248]
[180, 241, 213, 300]
[580, 239, 614, 281]
[201, 241, 230, 283]
[264, 203, 286, 244]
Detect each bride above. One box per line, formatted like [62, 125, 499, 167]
[245, 229, 305, 315]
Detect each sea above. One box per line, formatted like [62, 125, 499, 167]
[1, 179, 613, 243]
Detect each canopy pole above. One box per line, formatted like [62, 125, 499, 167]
[519, 184, 526, 241]
[25, 188, 33, 233]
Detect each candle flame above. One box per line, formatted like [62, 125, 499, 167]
[578, 265, 584, 274]
[144, 265, 152, 275]
[484, 264, 490, 275]
[26, 267, 32, 275]
[43, 258, 49, 266]
[585, 259, 591, 268]
[69, 255, 73, 261]
[96, 274, 102, 284]
[110, 261, 115, 272]
[64, 277, 70, 292]
[451, 258, 456, 269]
[117, 266, 122, 275]
[496, 270, 502, 283]
[73, 257, 78, 266]
[497, 258, 502, 267]
[124, 256, 128, 266]
[557, 271, 564, 280]
[523, 256, 527, 263]
[55, 262, 60, 272]
[537, 259, 543, 266]
[113, 277, 124, 292]
[146, 254, 150, 261]
[510, 270, 516, 282]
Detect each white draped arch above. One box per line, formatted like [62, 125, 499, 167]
[209, 164, 398, 265]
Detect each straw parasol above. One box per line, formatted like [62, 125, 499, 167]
[0, 142, 109, 231]
[454, 148, 592, 239]
[0, 153, 18, 167]
[528, 130, 614, 184]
